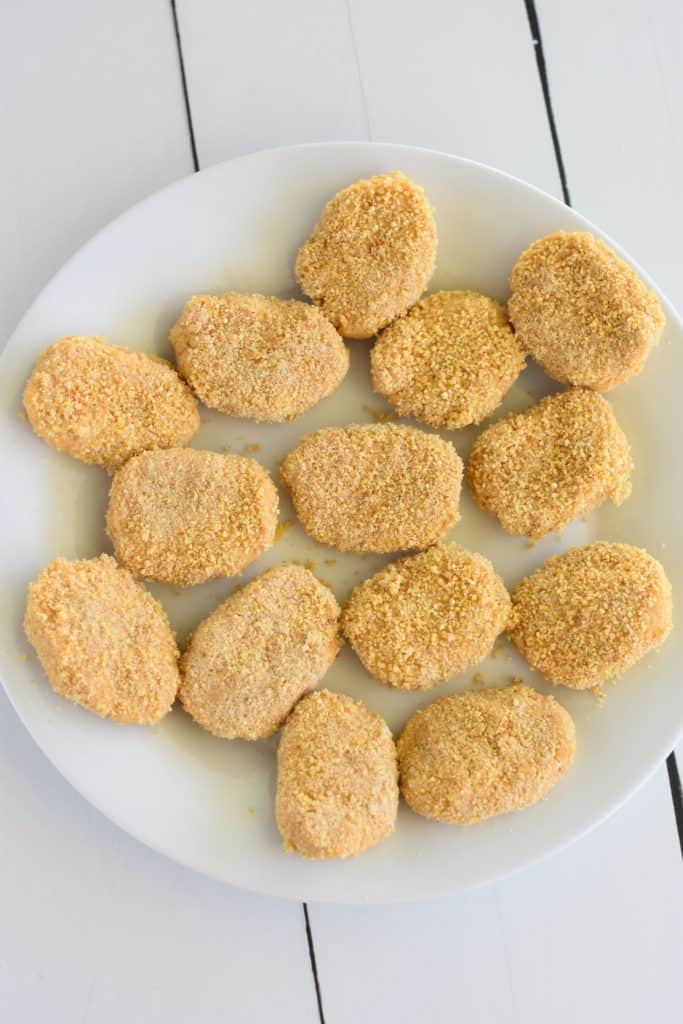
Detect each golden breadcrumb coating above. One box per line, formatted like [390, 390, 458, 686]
[397, 681, 575, 825]
[371, 291, 525, 428]
[24, 555, 179, 724]
[169, 293, 349, 422]
[179, 564, 341, 739]
[509, 542, 673, 690]
[296, 172, 437, 339]
[107, 448, 278, 587]
[342, 543, 510, 690]
[468, 388, 633, 538]
[23, 336, 199, 471]
[280, 423, 462, 553]
[508, 232, 665, 391]
[276, 689, 398, 859]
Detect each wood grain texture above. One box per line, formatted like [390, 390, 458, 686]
[0, 0, 682, 1020]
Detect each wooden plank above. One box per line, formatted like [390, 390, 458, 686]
[0, 689, 318, 1024]
[175, 0, 368, 165]
[0, 0, 194, 342]
[0, 2, 317, 1021]
[310, 772, 683, 1024]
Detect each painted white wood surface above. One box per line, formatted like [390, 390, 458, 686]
[0, 2, 319, 1021]
[1, 0, 681, 1020]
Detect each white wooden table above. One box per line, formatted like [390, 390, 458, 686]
[2, 2, 682, 1020]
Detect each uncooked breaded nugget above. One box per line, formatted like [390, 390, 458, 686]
[509, 543, 673, 690]
[276, 689, 398, 859]
[342, 543, 510, 690]
[169, 293, 349, 421]
[296, 172, 437, 339]
[24, 555, 179, 724]
[23, 336, 199, 470]
[468, 389, 632, 538]
[508, 232, 665, 390]
[280, 423, 462, 553]
[371, 291, 525, 428]
[179, 564, 341, 739]
[107, 448, 278, 587]
[397, 682, 575, 825]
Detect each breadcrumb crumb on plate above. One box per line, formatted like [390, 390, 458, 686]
[397, 682, 576, 825]
[508, 231, 665, 391]
[296, 172, 437, 339]
[371, 290, 525, 428]
[23, 335, 199, 471]
[169, 292, 349, 421]
[467, 388, 633, 538]
[24, 555, 179, 725]
[107, 448, 278, 586]
[509, 542, 673, 690]
[179, 564, 341, 739]
[342, 543, 510, 690]
[276, 689, 398, 859]
[280, 422, 463, 553]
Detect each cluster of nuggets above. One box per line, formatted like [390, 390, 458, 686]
[22, 171, 673, 860]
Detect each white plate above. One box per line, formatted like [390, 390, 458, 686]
[1, 142, 681, 904]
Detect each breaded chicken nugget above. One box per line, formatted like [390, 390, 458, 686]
[23, 336, 199, 470]
[468, 389, 632, 538]
[397, 682, 575, 825]
[276, 690, 398, 859]
[509, 543, 673, 690]
[280, 423, 462, 553]
[371, 291, 525, 428]
[169, 293, 349, 421]
[24, 555, 179, 724]
[342, 543, 510, 690]
[179, 564, 341, 739]
[107, 448, 278, 586]
[508, 232, 665, 390]
[296, 172, 437, 339]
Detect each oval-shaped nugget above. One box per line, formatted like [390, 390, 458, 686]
[508, 232, 665, 391]
[509, 543, 673, 690]
[397, 682, 575, 825]
[179, 564, 341, 739]
[23, 336, 199, 470]
[371, 291, 525, 428]
[276, 690, 398, 859]
[281, 423, 462, 553]
[107, 448, 278, 586]
[169, 293, 349, 421]
[296, 172, 437, 339]
[342, 543, 510, 690]
[24, 555, 179, 724]
[468, 389, 632, 538]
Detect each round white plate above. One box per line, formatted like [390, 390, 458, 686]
[1, 142, 681, 904]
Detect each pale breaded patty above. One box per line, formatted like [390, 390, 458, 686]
[179, 564, 341, 739]
[276, 689, 398, 859]
[397, 682, 575, 825]
[296, 172, 437, 339]
[23, 336, 199, 471]
[169, 293, 349, 421]
[342, 543, 510, 690]
[468, 388, 632, 538]
[107, 448, 278, 587]
[509, 543, 673, 690]
[24, 555, 179, 725]
[280, 423, 462, 553]
[508, 232, 665, 391]
[371, 291, 525, 428]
